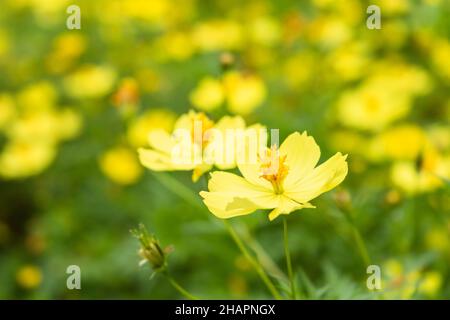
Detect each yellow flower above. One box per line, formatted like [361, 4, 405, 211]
[367, 124, 426, 162]
[390, 144, 449, 194]
[375, 0, 410, 15]
[0, 94, 15, 130]
[418, 271, 442, 297]
[223, 71, 267, 115]
[127, 109, 176, 147]
[192, 20, 244, 52]
[138, 110, 266, 181]
[64, 65, 116, 99]
[189, 77, 225, 111]
[200, 132, 348, 221]
[6, 109, 81, 144]
[190, 72, 266, 115]
[16, 81, 57, 112]
[16, 265, 43, 290]
[0, 141, 56, 179]
[99, 147, 143, 185]
[247, 16, 281, 47]
[336, 84, 410, 132]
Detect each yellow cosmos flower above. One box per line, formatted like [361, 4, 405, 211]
[337, 84, 410, 132]
[64, 65, 116, 99]
[200, 132, 348, 221]
[16, 265, 43, 290]
[189, 77, 225, 111]
[0, 141, 56, 179]
[190, 72, 266, 115]
[127, 109, 176, 147]
[138, 110, 266, 182]
[390, 144, 450, 194]
[223, 71, 267, 116]
[367, 124, 426, 162]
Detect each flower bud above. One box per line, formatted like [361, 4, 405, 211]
[131, 224, 167, 272]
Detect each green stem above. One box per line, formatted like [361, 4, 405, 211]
[283, 217, 296, 299]
[223, 220, 283, 300]
[239, 224, 287, 282]
[351, 225, 371, 267]
[340, 206, 371, 267]
[165, 273, 199, 300]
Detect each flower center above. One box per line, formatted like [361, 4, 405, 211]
[259, 145, 289, 194]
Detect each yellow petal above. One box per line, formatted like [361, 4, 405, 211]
[235, 125, 271, 189]
[200, 171, 278, 218]
[200, 191, 259, 219]
[138, 148, 195, 171]
[280, 131, 321, 189]
[268, 196, 315, 221]
[148, 129, 175, 154]
[203, 115, 246, 169]
[192, 163, 213, 182]
[285, 152, 348, 203]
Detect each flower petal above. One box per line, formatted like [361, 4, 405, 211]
[268, 196, 315, 221]
[138, 148, 195, 171]
[207, 171, 278, 206]
[200, 191, 259, 219]
[285, 152, 348, 203]
[148, 129, 175, 154]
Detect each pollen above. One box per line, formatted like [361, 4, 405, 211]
[259, 145, 289, 194]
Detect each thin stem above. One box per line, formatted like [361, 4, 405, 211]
[223, 220, 283, 300]
[165, 273, 199, 300]
[283, 217, 296, 299]
[239, 224, 287, 282]
[351, 225, 371, 267]
[340, 206, 371, 267]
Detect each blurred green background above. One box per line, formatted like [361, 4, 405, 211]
[0, 0, 449, 299]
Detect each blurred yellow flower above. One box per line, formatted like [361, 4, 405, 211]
[200, 132, 348, 221]
[127, 109, 176, 147]
[337, 85, 410, 131]
[46, 32, 86, 73]
[190, 77, 225, 112]
[430, 38, 450, 82]
[192, 20, 244, 52]
[155, 31, 195, 62]
[223, 71, 267, 115]
[64, 65, 117, 99]
[283, 52, 316, 89]
[368, 124, 426, 162]
[0, 30, 10, 58]
[390, 144, 449, 194]
[139, 110, 266, 181]
[99, 147, 143, 185]
[190, 72, 266, 115]
[0, 94, 15, 130]
[122, 0, 170, 24]
[16, 265, 43, 289]
[327, 41, 370, 81]
[375, 0, 410, 15]
[418, 271, 442, 297]
[6, 108, 81, 144]
[0, 141, 56, 179]
[247, 16, 281, 47]
[425, 228, 450, 252]
[308, 16, 352, 48]
[16, 81, 57, 112]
